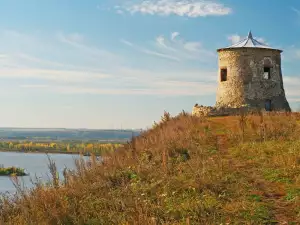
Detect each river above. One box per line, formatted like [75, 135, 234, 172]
[0, 152, 87, 193]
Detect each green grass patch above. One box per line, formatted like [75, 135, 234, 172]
[285, 188, 300, 201]
[263, 169, 293, 184]
[0, 166, 28, 176]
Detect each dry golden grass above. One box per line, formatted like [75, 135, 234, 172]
[1, 111, 300, 224]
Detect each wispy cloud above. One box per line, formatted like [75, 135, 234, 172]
[15, 66, 217, 97]
[122, 32, 215, 62]
[156, 35, 166, 47]
[120, 39, 134, 47]
[280, 45, 300, 62]
[20, 84, 49, 88]
[65, 33, 84, 43]
[171, 32, 180, 41]
[56, 32, 118, 60]
[291, 7, 300, 16]
[49, 81, 216, 97]
[15, 53, 70, 68]
[227, 34, 268, 45]
[117, 0, 232, 18]
[283, 76, 300, 103]
[155, 35, 177, 52]
[0, 30, 114, 83]
[156, 32, 215, 61]
[184, 41, 202, 52]
[2, 30, 297, 101]
[116, 67, 217, 83]
[276, 44, 300, 64]
[0, 67, 110, 82]
[227, 34, 242, 44]
[141, 48, 181, 61]
[295, 49, 300, 58]
[121, 38, 180, 61]
[0, 29, 218, 98]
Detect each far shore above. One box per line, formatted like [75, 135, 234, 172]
[0, 149, 102, 156]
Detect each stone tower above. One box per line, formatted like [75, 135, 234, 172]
[216, 31, 290, 112]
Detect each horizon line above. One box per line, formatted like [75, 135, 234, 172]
[0, 127, 144, 131]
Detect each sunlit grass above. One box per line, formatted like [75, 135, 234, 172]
[0, 111, 300, 224]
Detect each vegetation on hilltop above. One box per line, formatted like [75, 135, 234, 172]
[0, 141, 122, 155]
[1, 111, 300, 224]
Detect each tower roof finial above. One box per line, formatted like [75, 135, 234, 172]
[248, 30, 253, 39]
[217, 30, 282, 52]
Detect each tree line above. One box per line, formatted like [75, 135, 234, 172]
[0, 141, 122, 155]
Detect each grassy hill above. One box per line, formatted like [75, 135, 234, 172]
[1, 112, 300, 224]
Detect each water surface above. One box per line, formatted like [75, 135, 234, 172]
[0, 152, 85, 193]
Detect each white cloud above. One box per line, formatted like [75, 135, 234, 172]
[120, 39, 134, 47]
[295, 49, 300, 58]
[63, 33, 84, 43]
[116, 9, 124, 14]
[155, 33, 215, 61]
[51, 80, 216, 97]
[0, 29, 217, 98]
[141, 48, 180, 61]
[280, 46, 300, 62]
[281, 45, 300, 62]
[56, 32, 117, 60]
[121, 32, 215, 62]
[227, 34, 268, 45]
[227, 34, 242, 44]
[19, 66, 217, 97]
[118, 0, 232, 18]
[121, 38, 180, 61]
[283, 76, 300, 103]
[287, 97, 300, 103]
[20, 84, 49, 88]
[184, 41, 202, 52]
[15, 53, 69, 68]
[117, 67, 217, 83]
[0, 67, 110, 83]
[155, 35, 178, 52]
[292, 7, 300, 16]
[283, 76, 300, 90]
[156, 35, 166, 47]
[171, 32, 180, 41]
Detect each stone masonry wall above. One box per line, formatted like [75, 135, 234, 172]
[192, 104, 255, 117]
[216, 48, 291, 111]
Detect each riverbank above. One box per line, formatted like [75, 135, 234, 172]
[0, 142, 123, 156]
[0, 148, 101, 156]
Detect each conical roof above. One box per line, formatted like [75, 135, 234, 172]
[217, 31, 282, 52]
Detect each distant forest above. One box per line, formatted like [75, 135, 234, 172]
[0, 128, 142, 142]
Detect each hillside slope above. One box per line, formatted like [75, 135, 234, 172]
[1, 112, 300, 224]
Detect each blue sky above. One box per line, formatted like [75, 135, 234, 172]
[0, 0, 299, 129]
